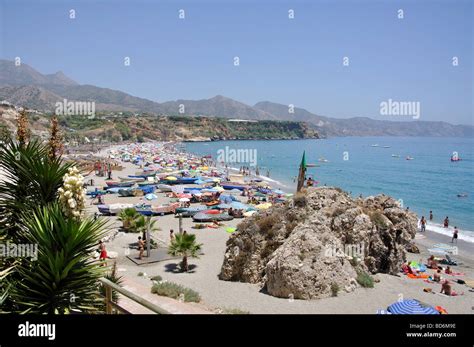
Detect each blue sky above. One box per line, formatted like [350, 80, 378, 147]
[0, 0, 472, 124]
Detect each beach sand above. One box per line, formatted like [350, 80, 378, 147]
[89, 146, 474, 314]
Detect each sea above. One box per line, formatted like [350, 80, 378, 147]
[185, 137, 474, 243]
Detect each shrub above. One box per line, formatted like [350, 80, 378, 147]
[330, 283, 340, 297]
[257, 214, 279, 232]
[220, 307, 250, 314]
[356, 270, 374, 288]
[150, 275, 162, 282]
[370, 211, 388, 229]
[151, 282, 201, 302]
[293, 193, 307, 207]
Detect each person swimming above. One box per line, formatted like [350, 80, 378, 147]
[444, 216, 449, 228]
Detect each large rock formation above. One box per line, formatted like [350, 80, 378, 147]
[219, 187, 418, 299]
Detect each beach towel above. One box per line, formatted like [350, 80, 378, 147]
[407, 273, 429, 279]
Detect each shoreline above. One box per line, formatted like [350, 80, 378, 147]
[83, 142, 474, 314]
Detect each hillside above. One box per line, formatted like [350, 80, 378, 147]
[0, 106, 319, 143]
[0, 59, 472, 137]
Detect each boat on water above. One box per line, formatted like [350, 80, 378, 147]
[391, 154, 400, 158]
[371, 144, 379, 147]
[406, 156, 414, 160]
[382, 146, 391, 148]
[457, 193, 468, 198]
[451, 156, 462, 162]
[318, 157, 329, 163]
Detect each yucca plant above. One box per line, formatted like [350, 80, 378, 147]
[0, 138, 73, 242]
[118, 207, 139, 231]
[8, 203, 108, 314]
[168, 233, 202, 272]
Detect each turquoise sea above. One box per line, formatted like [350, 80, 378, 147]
[185, 137, 474, 242]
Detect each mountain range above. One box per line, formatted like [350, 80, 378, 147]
[0, 59, 472, 137]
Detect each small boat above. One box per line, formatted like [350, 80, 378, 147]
[119, 176, 145, 182]
[371, 144, 379, 147]
[152, 202, 179, 215]
[391, 154, 400, 158]
[98, 203, 134, 215]
[382, 146, 391, 148]
[193, 211, 234, 222]
[451, 156, 462, 162]
[221, 183, 250, 191]
[157, 184, 172, 192]
[406, 156, 414, 160]
[175, 205, 210, 217]
[86, 189, 107, 197]
[105, 181, 135, 188]
[457, 193, 468, 198]
[318, 157, 329, 163]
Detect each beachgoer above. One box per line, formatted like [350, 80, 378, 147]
[427, 255, 438, 269]
[138, 236, 145, 260]
[429, 211, 433, 221]
[170, 229, 174, 241]
[440, 280, 452, 295]
[433, 269, 441, 282]
[444, 216, 449, 228]
[98, 241, 107, 263]
[445, 266, 452, 275]
[420, 216, 426, 232]
[451, 226, 458, 244]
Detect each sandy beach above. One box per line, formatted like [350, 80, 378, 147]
[86, 144, 474, 314]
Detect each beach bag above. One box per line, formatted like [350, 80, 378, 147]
[457, 279, 465, 285]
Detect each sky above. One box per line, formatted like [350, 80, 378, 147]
[0, 0, 472, 124]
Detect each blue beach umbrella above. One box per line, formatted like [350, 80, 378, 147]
[273, 189, 285, 195]
[387, 300, 439, 315]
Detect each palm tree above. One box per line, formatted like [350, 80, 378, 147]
[9, 203, 108, 314]
[168, 233, 202, 272]
[118, 207, 139, 231]
[133, 215, 158, 240]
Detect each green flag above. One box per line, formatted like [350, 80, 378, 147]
[301, 151, 307, 170]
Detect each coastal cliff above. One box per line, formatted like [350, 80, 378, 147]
[219, 187, 418, 300]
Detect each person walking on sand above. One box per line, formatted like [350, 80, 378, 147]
[444, 216, 449, 228]
[169, 229, 175, 242]
[98, 240, 107, 264]
[429, 211, 433, 221]
[451, 226, 458, 244]
[420, 216, 426, 232]
[137, 236, 145, 260]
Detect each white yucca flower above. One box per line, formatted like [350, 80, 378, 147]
[58, 166, 86, 221]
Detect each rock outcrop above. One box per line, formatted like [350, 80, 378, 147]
[219, 187, 418, 300]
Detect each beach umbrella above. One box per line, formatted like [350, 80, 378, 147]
[179, 198, 190, 202]
[273, 189, 285, 195]
[145, 193, 158, 200]
[214, 186, 224, 192]
[194, 179, 205, 185]
[387, 300, 439, 315]
[256, 203, 272, 210]
[226, 227, 236, 233]
[166, 176, 177, 180]
[217, 203, 232, 209]
[230, 202, 248, 210]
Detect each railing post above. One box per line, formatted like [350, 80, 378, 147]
[105, 285, 113, 314]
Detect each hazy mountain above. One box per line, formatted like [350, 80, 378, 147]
[0, 59, 472, 137]
[160, 95, 277, 120]
[254, 101, 474, 138]
[0, 59, 78, 87]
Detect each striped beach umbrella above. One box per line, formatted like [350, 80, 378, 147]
[388, 299, 439, 315]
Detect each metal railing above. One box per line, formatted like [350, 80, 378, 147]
[99, 277, 170, 314]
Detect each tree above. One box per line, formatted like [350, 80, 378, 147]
[168, 233, 202, 272]
[48, 115, 64, 160]
[118, 208, 140, 231]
